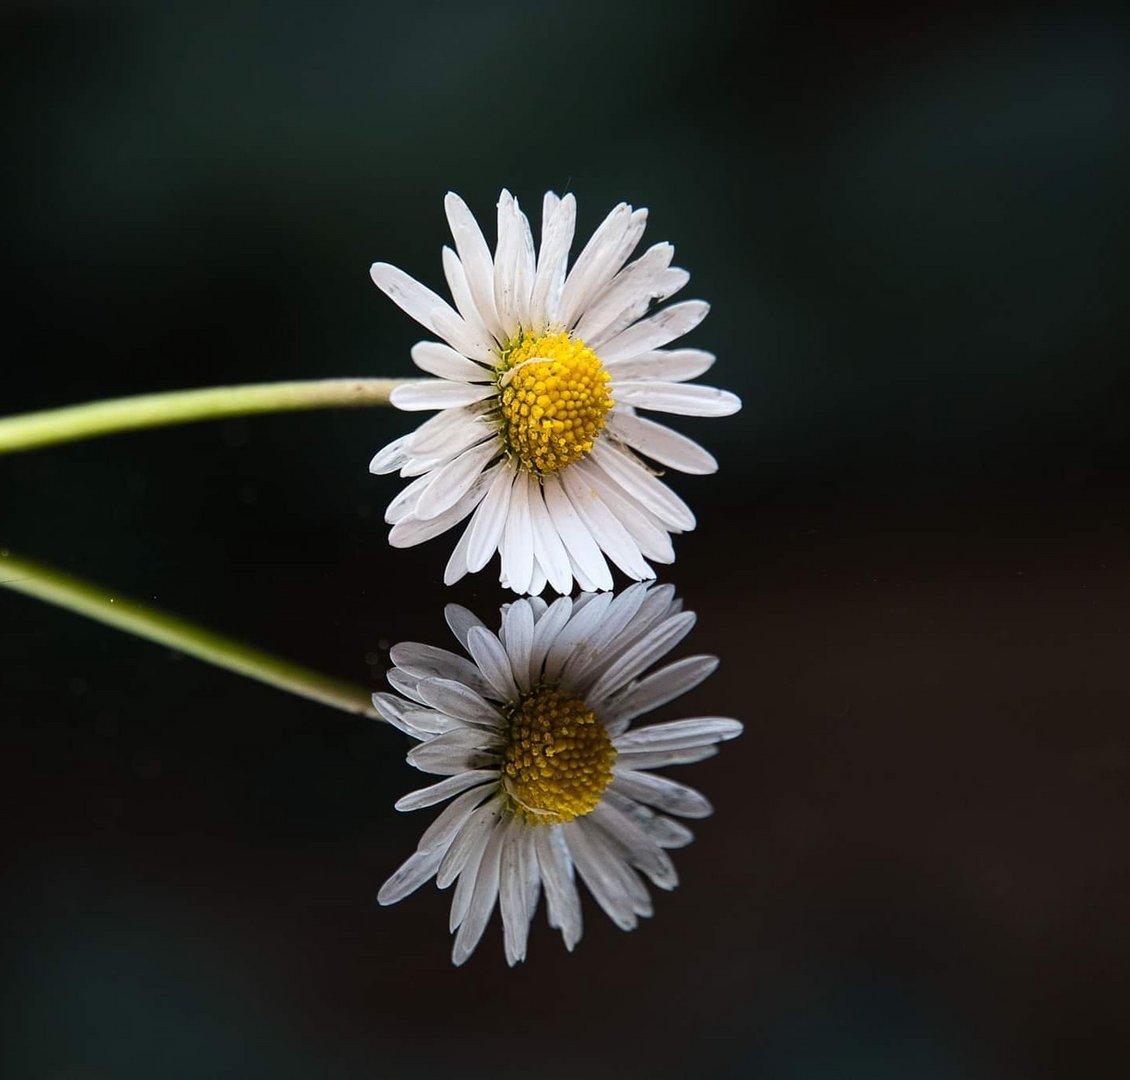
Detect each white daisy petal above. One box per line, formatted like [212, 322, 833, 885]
[416, 783, 497, 854]
[564, 820, 640, 930]
[562, 463, 659, 582]
[389, 379, 495, 411]
[604, 788, 695, 849]
[466, 464, 516, 574]
[415, 677, 505, 727]
[560, 208, 651, 332]
[587, 268, 691, 352]
[589, 799, 679, 890]
[571, 459, 675, 563]
[372, 691, 429, 739]
[389, 641, 494, 698]
[573, 816, 654, 919]
[499, 821, 531, 966]
[512, 198, 537, 330]
[595, 579, 656, 639]
[530, 193, 576, 330]
[606, 411, 719, 475]
[518, 819, 541, 920]
[574, 242, 676, 345]
[385, 667, 426, 705]
[493, 189, 521, 332]
[583, 582, 668, 673]
[564, 554, 599, 594]
[383, 470, 436, 525]
[406, 714, 501, 753]
[396, 707, 464, 737]
[377, 846, 445, 906]
[394, 770, 499, 812]
[565, 582, 654, 691]
[528, 482, 575, 595]
[405, 746, 498, 779]
[413, 439, 499, 522]
[613, 381, 743, 417]
[604, 347, 716, 382]
[616, 745, 720, 769]
[406, 727, 502, 775]
[449, 834, 484, 929]
[411, 341, 493, 383]
[561, 464, 655, 582]
[402, 405, 491, 461]
[444, 191, 504, 342]
[465, 625, 520, 702]
[444, 603, 487, 652]
[611, 769, 714, 819]
[542, 474, 614, 592]
[535, 826, 583, 951]
[598, 300, 711, 362]
[586, 611, 697, 704]
[614, 716, 744, 753]
[368, 435, 410, 475]
[527, 596, 573, 686]
[500, 469, 535, 595]
[616, 581, 681, 648]
[541, 191, 560, 224]
[387, 467, 492, 548]
[589, 264, 691, 349]
[541, 590, 616, 683]
[438, 798, 502, 890]
[501, 599, 535, 693]
[556, 202, 631, 330]
[604, 654, 720, 732]
[369, 262, 465, 339]
[441, 246, 492, 344]
[366, 269, 492, 361]
[429, 304, 496, 362]
[589, 442, 696, 532]
[442, 520, 475, 587]
[452, 818, 506, 966]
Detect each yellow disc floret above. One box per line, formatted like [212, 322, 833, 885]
[496, 331, 614, 476]
[501, 684, 616, 825]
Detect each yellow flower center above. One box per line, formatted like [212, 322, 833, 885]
[496, 331, 614, 476]
[501, 684, 616, 826]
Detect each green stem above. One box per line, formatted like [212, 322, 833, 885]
[0, 550, 379, 718]
[0, 378, 412, 455]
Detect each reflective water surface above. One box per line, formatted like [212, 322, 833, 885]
[5, 474, 1129, 1079]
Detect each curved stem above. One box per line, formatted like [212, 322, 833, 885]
[0, 550, 379, 718]
[0, 378, 413, 455]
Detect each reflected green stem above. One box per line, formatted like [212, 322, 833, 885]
[0, 550, 379, 718]
[0, 378, 411, 455]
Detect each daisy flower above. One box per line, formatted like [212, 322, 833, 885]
[374, 583, 743, 966]
[369, 189, 741, 595]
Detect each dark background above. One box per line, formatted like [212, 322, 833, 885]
[3, 2, 1129, 1078]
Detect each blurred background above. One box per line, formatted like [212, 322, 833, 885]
[3, 2, 1129, 1077]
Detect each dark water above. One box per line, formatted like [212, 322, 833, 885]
[3, 4, 1130, 1079]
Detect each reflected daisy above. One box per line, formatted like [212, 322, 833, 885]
[369, 190, 741, 595]
[374, 583, 742, 966]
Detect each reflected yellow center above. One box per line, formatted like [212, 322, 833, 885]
[496, 331, 613, 476]
[501, 683, 616, 826]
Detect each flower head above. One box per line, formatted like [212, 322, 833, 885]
[374, 584, 743, 966]
[370, 190, 741, 595]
